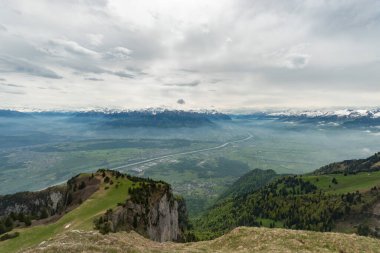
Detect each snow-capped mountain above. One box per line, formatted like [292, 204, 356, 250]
[268, 108, 380, 119]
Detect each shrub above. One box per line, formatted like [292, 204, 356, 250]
[0, 232, 19, 241]
[357, 224, 370, 236]
[78, 181, 86, 190]
[24, 216, 32, 226]
[40, 208, 49, 219]
[5, 217, 13, 228]
[0, 223, 7, 235]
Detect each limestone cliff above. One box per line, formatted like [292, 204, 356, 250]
[0, 174, 100, 223]
[94, 181, 188, 242]
[0, 186, 67, 217]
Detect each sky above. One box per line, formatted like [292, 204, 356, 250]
[0, 0, 379, 111]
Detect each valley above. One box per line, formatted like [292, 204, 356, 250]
[1, 109, 380, 252]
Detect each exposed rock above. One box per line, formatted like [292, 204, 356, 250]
[95, 183, 188, 242]
[0, 174, 100, 220]
[0, 186, 67, 217]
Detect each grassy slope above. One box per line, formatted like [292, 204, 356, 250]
[0, 173, 132, 253]
[194, 169, 380, 240]
[303, 171, 380, 194]
[25, 227, 380, 253]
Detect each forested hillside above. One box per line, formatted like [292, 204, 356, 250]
[314, 152, 380, 175]
[193, 154, 380, 240]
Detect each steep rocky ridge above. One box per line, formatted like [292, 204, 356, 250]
[0, 186, 67, 217]
[0, 174, 100, 234]
[94, 171, 189, 242]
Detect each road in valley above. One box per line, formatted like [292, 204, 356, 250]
[111, 133, 253, 171]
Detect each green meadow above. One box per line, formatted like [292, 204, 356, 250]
[304, 171, 380, 194]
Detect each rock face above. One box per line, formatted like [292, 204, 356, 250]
[0, 186, 67, 217]
[147, 193, 180, 242]
[95, 183, 188, 242]
[0, 174, 100, 219]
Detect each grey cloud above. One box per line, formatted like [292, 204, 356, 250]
[177, 98, 185, 104]
[0, 78, 6, 81]
[178, 68, 199, 73]
[164, 80, 200, 87]
[0, 90, 25, 95]
[0, 85, 25, 95]
[0, 24, 7, 31]
[69, 63, 108, 75]
[0, 56, 62, 79]
[285, 54, 310, 69]
[87, 33, 104, 46]
[0, 83, 24, 88]
[47, 39, 98, 56]
[113, 71, 135, 78]
[259, 61, 380, 91]
[37, 86, 60, 90]
[70, 62, 136, 79]
[209, 79, 224, 84]
[105, 47, 132, 60]
[305, 1, 380, 36]
[85, 77, 104, 81]
[0, 0, 379, 109]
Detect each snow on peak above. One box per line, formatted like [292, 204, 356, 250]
[268, 108, 380, 119]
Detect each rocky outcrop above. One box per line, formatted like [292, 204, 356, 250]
[0, 186, 67, 218]
[94, 182, 188, 242]
[0, 174, 100, 220]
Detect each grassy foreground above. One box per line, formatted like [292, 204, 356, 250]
[24, 226, 380, 253]
[0, 173, 132, 253]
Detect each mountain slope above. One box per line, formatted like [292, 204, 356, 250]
[218, 168, 278, 200]
[193, 154, 380, 240]
[314, 152, 380, 175]
[24, 227, 380, 253]
[0, 170, 189, 253]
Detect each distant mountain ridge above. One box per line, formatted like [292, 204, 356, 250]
[233, 108, 380, 128]
[0, 110, 31, 118]
[71, 109, 230, 128]
[0, 108, 231, 128]
[267, 108, 380, 119]
[233, 108, 380, 119]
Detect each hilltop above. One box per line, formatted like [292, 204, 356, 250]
[314, 152, 380, 175]
[24, 227, 380, 253]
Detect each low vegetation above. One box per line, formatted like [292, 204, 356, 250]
[23, 227, 380, 253]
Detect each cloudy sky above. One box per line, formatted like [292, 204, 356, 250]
[0, 0, 379, 111]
